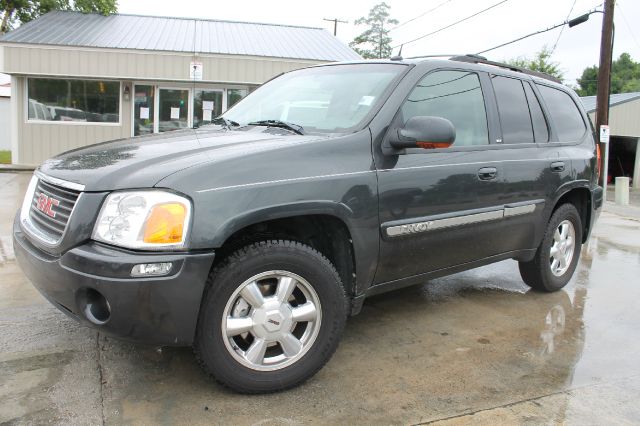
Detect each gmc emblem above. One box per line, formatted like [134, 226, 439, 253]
[36, 193, 60, 218]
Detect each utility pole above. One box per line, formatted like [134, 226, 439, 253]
[323, 18, 348, 36]
[595, 0, 615, 195]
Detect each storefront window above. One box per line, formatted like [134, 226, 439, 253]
[27, 78, 120, 123]
[193, 90, 223, 127]
[227, 89, 248, 110]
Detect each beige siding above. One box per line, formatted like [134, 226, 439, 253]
[588, 99, 640, 138]
[1, 44, 321, 84]
[16, 77, 133, 165]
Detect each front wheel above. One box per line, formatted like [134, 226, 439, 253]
[519, 203, 583, 292]
[194, 240, 347, 393]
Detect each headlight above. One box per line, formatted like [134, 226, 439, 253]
[92, 191, 191, 250]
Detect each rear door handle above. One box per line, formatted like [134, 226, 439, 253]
[478, 167, 498, 180]
[550, 161, 565, 172]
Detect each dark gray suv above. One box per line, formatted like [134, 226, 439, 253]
[13, 55, 603, 393]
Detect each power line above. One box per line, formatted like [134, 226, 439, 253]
[476, 5, 602, 55]
[616, 1, 640, 51]
[392, 0, 511, 49]
[389, 0, 453, 32]
[550, 0, 578, 55]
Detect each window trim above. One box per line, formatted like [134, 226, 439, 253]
[522, 81, 550, 143]
[383, 67, 496, 155]
[25, 77, 122, 126]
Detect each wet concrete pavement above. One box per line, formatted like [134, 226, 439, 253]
[1, 171, 640, 425]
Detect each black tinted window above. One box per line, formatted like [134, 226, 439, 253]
[492, 76, 533, 143]
[537, 85, 586, 141]
[523, 82, 549, 142]
[402, 70, 488, 146]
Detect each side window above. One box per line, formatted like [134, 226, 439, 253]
[401, 70, 488, 146]
[523, 82, 549, 142]
[536, 84, 587, 141]
[491, 76, 534, 143]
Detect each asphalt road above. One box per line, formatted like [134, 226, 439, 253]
[2, 171, 640, 425]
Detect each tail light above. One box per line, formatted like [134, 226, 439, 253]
[596, 143, 602, 181]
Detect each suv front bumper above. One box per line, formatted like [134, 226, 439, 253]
[13, 213, 215, 346]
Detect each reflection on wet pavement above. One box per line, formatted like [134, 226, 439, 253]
[1, 172, 640, 425]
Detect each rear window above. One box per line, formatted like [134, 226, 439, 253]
[536, 85, 586, 141]
[492, 76, 534, 144]
[523, 82, 549, 142]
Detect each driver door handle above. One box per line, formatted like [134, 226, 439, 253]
[478, 167, 498, 180]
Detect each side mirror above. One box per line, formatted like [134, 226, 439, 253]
[390, 116, 456, 150]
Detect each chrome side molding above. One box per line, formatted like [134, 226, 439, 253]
[385, 202, 540, 238]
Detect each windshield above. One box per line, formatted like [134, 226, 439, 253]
[222, 64, 406, 133]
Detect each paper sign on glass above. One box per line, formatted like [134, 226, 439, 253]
[203, 101, 214, 111]
[170, 107, 180, 120]
[140, 107, 150, 120]
[203, 109, 212, 121]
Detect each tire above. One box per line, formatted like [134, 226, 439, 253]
[519, 203, 583, 292]
[194, 240, 347, 393]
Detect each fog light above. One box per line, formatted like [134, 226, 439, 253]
[131, 262, 173, 277]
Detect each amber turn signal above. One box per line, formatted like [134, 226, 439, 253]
[143, 203, 187, 244]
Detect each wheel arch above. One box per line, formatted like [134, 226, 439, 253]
[550, 183, 593, 243]
[211, 204, 358, 300]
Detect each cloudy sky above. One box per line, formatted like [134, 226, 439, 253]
[117, 0, 639, 85]
[1, 0, 639, 86]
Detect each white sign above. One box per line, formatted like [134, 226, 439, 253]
[190, 61, 203, 81]
[203, 109, 212, 121]
[139, 107, 149, 120]
[600, 125, 610, 144]
[170, 107, 180, 120]
[203, 101, 214, 111]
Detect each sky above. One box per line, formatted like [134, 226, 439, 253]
[1, 0, 639, 86]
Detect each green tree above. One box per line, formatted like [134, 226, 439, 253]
[349, 2, 398, 59]
[506, 46, 564, 81]
[576, 53, 640, 96]
[1, 0, 117, 34]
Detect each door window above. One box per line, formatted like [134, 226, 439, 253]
[133, 85, 155, 136]
[492, 76, 534, 144]
[536, 85, 587, 141]
[523, 82, 549, 142]
[401, 70, 488, 146]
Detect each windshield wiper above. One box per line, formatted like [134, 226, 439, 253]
[210, 117, 240, 129]
[247, 120, 305, 135]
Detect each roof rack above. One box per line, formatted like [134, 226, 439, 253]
[449, 54, 562, 83]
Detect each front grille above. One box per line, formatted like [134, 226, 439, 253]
[29, 178, 80, 242]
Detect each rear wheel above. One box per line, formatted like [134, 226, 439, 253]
[194, 240, 347, 393]
[519, 203, 582, 292]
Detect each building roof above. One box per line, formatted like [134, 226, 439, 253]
[0, 83, 10, 98]
[580, 92, 640, 113]
[0, 10, 361, 62]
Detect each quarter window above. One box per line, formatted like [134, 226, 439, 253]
[27, 78, 120, 123]
[492, 76, 534, 144]
[401, 70, 489, 146]
[536, 85, 586, 141]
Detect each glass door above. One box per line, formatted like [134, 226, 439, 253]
[193, 89, 223, 127]
[157, 88, 190, 133]
[133, 85, 155, 136]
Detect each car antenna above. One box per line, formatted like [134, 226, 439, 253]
[390, 44, 403, 61]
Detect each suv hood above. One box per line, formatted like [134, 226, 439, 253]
[38, 127, 327, 192]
